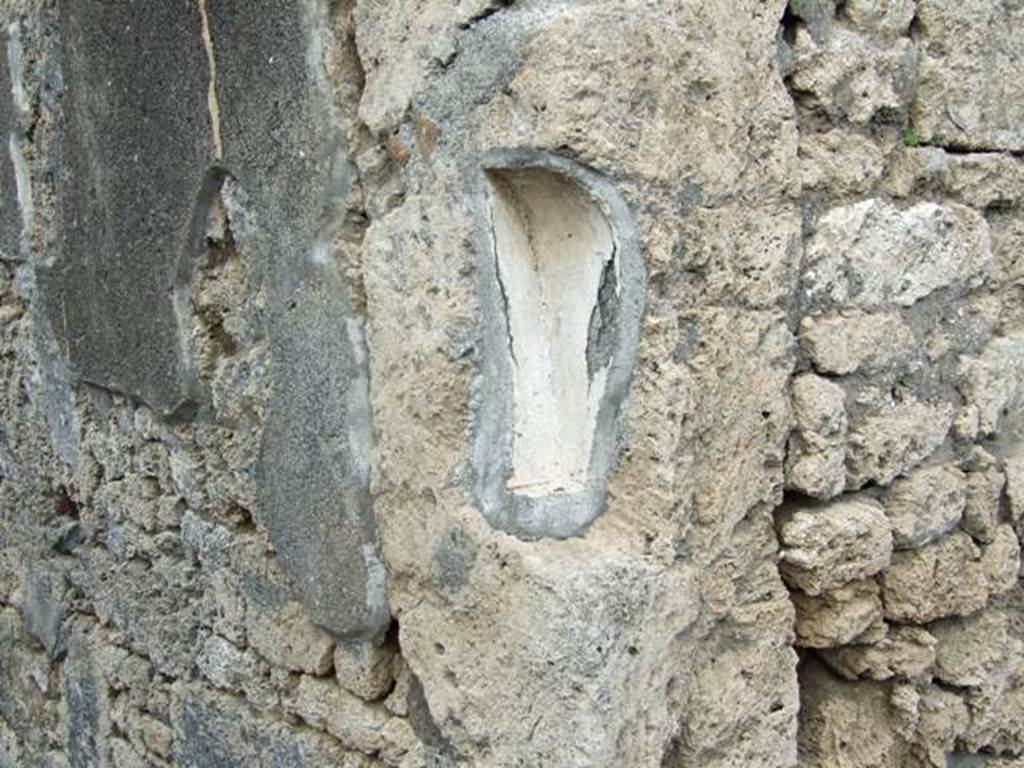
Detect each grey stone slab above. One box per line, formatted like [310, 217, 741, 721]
[211, 0, 389, 638]
[172, 685, 354, 768]
[39, 0, 214, 416]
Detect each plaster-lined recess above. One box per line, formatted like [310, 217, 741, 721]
[487, 168, 617, 497]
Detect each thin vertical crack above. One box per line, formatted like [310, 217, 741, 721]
[198, 0, 223, 163]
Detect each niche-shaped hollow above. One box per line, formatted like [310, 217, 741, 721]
[474, 154, 644, 540]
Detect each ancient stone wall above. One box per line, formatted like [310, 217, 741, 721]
[0, 0, 1022, 766]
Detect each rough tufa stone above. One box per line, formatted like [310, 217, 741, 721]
[799, 312, 917, 377]
[880, 531, 990, 623]
[819, 625, 937, 682]
[962, 467, 1006, 544]
[802, 199, 992, 310]
[792, 579, 883, 649]
[785, 373, 847, 500]
[913, 0, 1024, 152]
[778, 495, 893, 595]
[884, 464, 967, 550]
[845, 398, 954, 490]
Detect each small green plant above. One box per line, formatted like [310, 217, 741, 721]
[903, 127, 921, 148]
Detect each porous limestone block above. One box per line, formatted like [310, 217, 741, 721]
[288, 676, 391, 755]
[799, 312, 917, 376]
[789, 25, 916, 125]
[244, 597, 335, 677]
[785, 373, 847, 500]
[841, 0, 916, 36]
[962, 467, 1005, 544]
[803, 199, 992, 310]
[932, 610, 1010, 688]
[981, 524, 1021, 597]
[334, 638, 397, 702]
[884, 464, 967, 549]
[958, 334, 1024, 439]
[1008, 452, 1024, 532]
[880, 531, 990, 623]
[820, 625, 937, 682]
[792, 579, 883, 648]
[778, 495, 893, 595]
[845, 398, 954, 489]
[798, 130, 885, 196]
[798, 657, 909, 768]
[913, 0, 1024, 151]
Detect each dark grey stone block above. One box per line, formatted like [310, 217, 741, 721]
[173, 685, 352, 768]
[40, 0, 214, 416]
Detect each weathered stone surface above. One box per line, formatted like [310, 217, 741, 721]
[913, 0, 1024, 151]
[799, 312, 916, 376]
[792, 579, 882, 648]
[932, 610, 1010, 688]
[4, 0, 1024, 764]
[981, 524, 1021, 597]
[798, 129, 884, 196]
[789, 25, 915, 125]
[172, 684, 365, 768]
[0, 37, 24, 265]
[884, 464, 967, 549]
[958, 334, 1024, 439]
[38, 0, 213, 415]
[21, 564, 65, 658]
[785, 373, 847, 499]
[881, 531, 990, 623]
[845, 398, 954, 490]
[778, 495, 892, 595]
[841, 0, 916, 36]
[60, 630, 110, 768]
[212, 0, 389, 639]
[802, 199, 992, 310]
[798, 657, 909, 768]
[243, 582, 336, 676]
[1008, 452, 1024, 532]
[334, 637, 397, 702]
[962, 467, 1005, 544]
[820, 625, 937, 682]
[287, 675, 392, 756]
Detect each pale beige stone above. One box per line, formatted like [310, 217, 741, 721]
[913, 0, 1024, 151]
[793, 580, 883, 649]
[778, 496, 892, 595]
[962, 467, 1005, 544]
[289, 676, 390, 755]
[881, 531, 990, 623]
[982, 524, 1021, 596]
[958, 334, 1024, 438]
[245, 600, 335, 676]
[785, 373, 847, 499]
[334, 638, 397, 702]
[799, 312, 917, 376]
[932, 610, 1010, 688]
[803, 199, 992, 310]
[845, 398, 954, 489]
[820, 625, 936, 682]
[798, 657, 909, 767]
[884, 464, 966, 549]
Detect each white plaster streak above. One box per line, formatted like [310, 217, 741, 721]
[198, 0, 223, 162]
[9, 132, 33, 242]
[5, 23, 27, 116]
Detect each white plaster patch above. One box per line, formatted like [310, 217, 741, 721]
[487, 168, 616, 497]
